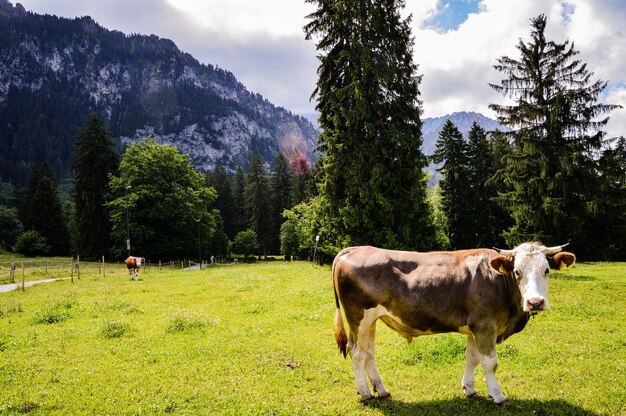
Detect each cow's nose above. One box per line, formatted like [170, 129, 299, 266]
[527, 297, 545, 311]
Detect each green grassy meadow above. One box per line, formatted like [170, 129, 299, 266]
[0, 261, 624, 415]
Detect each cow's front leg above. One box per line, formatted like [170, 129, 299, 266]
[474, 330, 507, 404]
[462, 334, 480, 397]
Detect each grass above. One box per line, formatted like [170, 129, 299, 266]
[0, 261, 624, 415]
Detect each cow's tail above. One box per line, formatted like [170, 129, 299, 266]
[332, 254, 349, 358]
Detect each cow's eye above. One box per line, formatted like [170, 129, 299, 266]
[545, 268, 550, 275]
[514, 270, 522, 280]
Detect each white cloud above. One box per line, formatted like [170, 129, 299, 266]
[164, 0, 315, 38]
[13, 0, 626, 135]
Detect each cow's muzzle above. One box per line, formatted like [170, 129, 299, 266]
[525, 297, 546, 311]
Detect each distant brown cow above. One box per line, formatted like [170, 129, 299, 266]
[332, 242, 575, 404]
[125, 256, 145, 280]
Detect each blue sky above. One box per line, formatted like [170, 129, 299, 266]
[14, 0, 626, 136]
[422, 0, 483, 32]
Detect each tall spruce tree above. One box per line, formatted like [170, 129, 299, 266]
[72, 114, 118, 258]
[588, 137, 626, 259]
[244, 151, 271, 257]
[432, 120, 472, 249]
[206, 166, 237, 240]
[231, 166, 246, 237]
[466, 123, 508, 248]
[22, 163, 69, 255]
[304, 0, 436, 250]
[489, 14, 621, 251]
[270, 153, 293, 254]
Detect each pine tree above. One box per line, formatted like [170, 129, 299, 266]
[587, 137, 626, 259]
[490, 14, 621, 250]
[269, 153, 292, 254]
[304, 0, 436, 250]
[432, 120, 472, 249]
[206, 166, 237, 240]
[22, 163, 69, 255]
[466, 123, 508, 247]
[231, 166, 246, 237]
[244, 151, 271, 257]
[72, 113, 118, 258]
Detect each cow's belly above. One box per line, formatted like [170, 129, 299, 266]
[361, 305, 466, 342]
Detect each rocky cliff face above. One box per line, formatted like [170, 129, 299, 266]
[0, 0, 319, 183]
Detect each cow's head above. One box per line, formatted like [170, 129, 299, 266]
[135, 257, 144, 267]
[490, 243, 576, 312]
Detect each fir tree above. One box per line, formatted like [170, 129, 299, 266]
[490, 14, 621, 250]
[304, 0, 436, 250]
[432, 120, 472, 249]
[269, 153, 292, 254]
[244, 151, 271, 257]
[466, 123, 508, 247]
[22, 163, 69, 255]
[231, 166, 246, 237]
[206, 166, 237, 240]
[72, 113, 118, 258]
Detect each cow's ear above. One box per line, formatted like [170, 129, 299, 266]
[550, 252, 576, 271]
[490, 256, 514, 275]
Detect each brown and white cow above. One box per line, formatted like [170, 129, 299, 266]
[125, 256, 145, 280]
[332, 242, 576, 404]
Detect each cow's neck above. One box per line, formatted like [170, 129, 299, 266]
[496, 272, 530, 344]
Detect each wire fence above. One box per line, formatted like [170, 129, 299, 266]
[0, 257, 209, 287]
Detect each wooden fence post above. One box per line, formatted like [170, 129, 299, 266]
[71, 257, 74, 283]
[77, 255, 80, 280]
[10, 257, 15, 283]
[21, 261, 25, 292]
[102, 256, 106, 277]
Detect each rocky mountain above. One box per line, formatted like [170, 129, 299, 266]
[0, 0, 319, 185]
[421, 111, 507, 184]
[422, 111, 506, 157]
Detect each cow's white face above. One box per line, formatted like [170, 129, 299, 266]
[135, 257, 143, 267]
[491, 243, 576, 312]
[513, 248, 552, 312]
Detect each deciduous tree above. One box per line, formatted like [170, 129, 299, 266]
[107, 139, 216, 260]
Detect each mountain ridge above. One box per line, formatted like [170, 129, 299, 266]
[0, 0, 319, 184]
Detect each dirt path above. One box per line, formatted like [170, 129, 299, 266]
[0, 277, 70, 293]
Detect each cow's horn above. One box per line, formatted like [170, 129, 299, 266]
[545, 243, 569, 255]
[493, 247, 514, 257]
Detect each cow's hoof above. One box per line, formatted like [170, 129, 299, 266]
[358, 393, 375, 402]
[465, 391, 479, 399]
[377, 392, 391, 400]
[492, 395, 509, 406]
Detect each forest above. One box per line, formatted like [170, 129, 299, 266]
[0, 8, 624, 262]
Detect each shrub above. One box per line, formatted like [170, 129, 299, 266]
[232, 229, 259, 262]
[101, 321, 130, 339]
[32, 303, 72, 324]
[12, 230, 50, 256]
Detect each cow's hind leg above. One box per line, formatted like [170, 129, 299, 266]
[348, 333, 373, 400]
[363, 323, 390, 398]
[462, 334, 480, 397]
[351, 307, 389, 399]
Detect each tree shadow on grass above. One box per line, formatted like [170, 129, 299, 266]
[365, 395, 599, 416]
